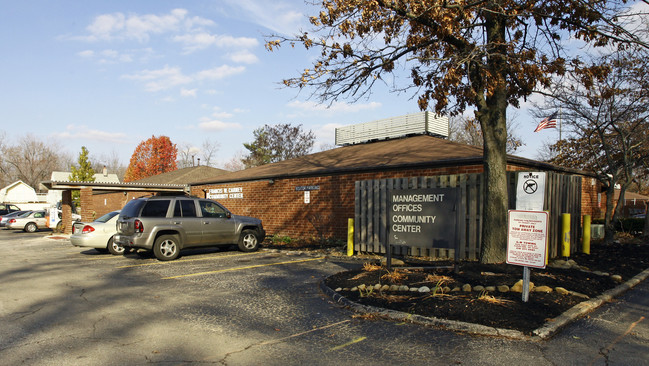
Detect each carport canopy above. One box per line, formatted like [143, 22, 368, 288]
[40, 180, 188, 234]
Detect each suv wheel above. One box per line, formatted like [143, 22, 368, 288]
[153, 234, 180, 261]
[238, 229, 260, 252]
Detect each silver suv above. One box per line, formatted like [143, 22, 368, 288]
[114, 195, 265, 261]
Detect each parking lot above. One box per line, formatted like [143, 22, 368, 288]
[1, 229, 648, 365]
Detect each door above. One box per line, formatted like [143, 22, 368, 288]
[198, 200, 236, 244]
[172, 199, 202, 246]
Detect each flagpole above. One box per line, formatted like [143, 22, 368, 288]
[559, 107, 562, 142]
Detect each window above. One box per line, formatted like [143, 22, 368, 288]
[141, 200, 171, 217]
[173, 200, 197, 218]
[199, 200, 227, 218]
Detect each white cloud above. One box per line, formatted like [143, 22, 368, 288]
[211, 107, 234, 119]
[180, 88, 197, 97]
[288, 100, 382, 113]
[78, 50, 94, 58]
[121, 65, 193, 92]
[198, 120, 243, 131]
[122, 64, 245, 92]
[195, 65, 246, 80]
[52, 125, 128, 143]
[226, 50, 259, 64]
[173, 32, 258, 54]
[78, 8, 214, 43]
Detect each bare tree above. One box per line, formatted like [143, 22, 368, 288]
[92, 150, 127, 181]
[1, 134, 67, 191]
[177, 143, 200, 169]
[223, 150, 246, 172]
[539, 51, 649, 243]
[200, 139, 220, 167]
[449, 115, 523, 154]
[177, 139, 220, 168]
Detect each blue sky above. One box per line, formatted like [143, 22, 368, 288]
[0, 0, 558, 169]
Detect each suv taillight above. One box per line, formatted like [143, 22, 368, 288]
[134, 219, 143, 233]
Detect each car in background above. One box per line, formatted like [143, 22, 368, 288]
[71, 211, 125, 255]
[0, 203, 21, 216]
[114, 195, 265, 261]
[0, 210, 28, 228]
[6, 210, 47, 232]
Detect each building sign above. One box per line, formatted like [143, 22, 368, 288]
[506, 210, 548, 269]
[207, 187, 243, 200]
[516, 172, 546, 211]
[295, 185, 320, 191]
[304, 190, 310, 204]
[388, 188, 458, 249]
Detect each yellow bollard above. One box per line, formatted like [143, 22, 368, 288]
[561, 213, 571, 258]
[347, 218, 354, 256]
[582, 215, 591, 255]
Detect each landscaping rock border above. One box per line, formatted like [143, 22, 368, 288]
[320, 266, 649, 341]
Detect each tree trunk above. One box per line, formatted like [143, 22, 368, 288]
[643, 201, 649, 240]
[603, 183, 616, 244]
[476, 9, 509, 264]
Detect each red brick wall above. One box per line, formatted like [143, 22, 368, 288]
[581, 177, 604, 220]
[192, 164, 603, 242]
[191, 164, 506, 241]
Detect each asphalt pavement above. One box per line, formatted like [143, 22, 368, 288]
[0, 229, 647, 365]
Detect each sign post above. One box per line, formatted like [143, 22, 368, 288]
[511, 172, 548, 302]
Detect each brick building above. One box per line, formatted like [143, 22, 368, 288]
[190, 134, 602, 246]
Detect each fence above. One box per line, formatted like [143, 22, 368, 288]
[354, 172, 582, 260]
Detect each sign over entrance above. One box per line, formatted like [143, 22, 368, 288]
[388, 188, 457, 249]
[516, 172, 546, 211]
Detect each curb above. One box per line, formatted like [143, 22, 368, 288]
[319, 266, 649, 341]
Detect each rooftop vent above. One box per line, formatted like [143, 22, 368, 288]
[335, 111, 449, 146]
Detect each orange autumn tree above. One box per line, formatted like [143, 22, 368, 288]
[124, 135, 178, 182]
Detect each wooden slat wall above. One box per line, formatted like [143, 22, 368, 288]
[355, 172, 583, 260]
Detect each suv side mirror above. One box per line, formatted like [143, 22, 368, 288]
[226, 212, 231, 219]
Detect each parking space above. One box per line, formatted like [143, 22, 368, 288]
[2, 229, 647, 365]
[62, 243, 327, 281]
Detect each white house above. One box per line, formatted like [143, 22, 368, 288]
[0, 181, 50, 211]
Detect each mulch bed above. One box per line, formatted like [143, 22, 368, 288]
[322, 239, 649, 335]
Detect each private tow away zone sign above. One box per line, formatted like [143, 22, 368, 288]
[506, 210, 549, 269]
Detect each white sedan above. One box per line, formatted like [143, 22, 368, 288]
[71, 211, 126, 255]
[6, 210, 47, 232]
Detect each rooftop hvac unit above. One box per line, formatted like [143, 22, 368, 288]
[335, 111, 449, 146]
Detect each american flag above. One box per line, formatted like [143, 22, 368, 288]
[534, 112, 558, 132]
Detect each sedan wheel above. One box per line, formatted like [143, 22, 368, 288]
[24, 222, 37, 233]
[238, 229, 259, 252]
[153, 235, 180, 261]
[107, 237, 126, 255]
